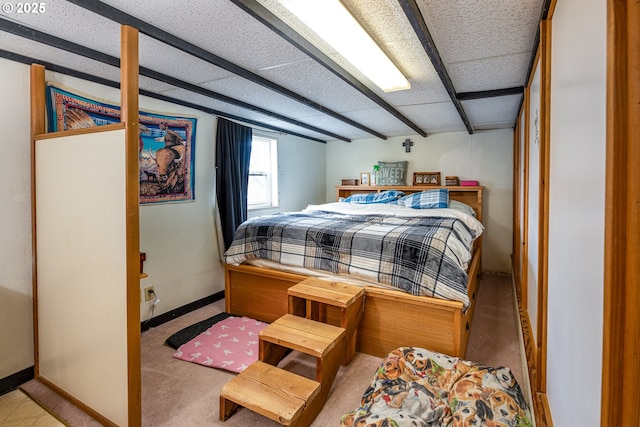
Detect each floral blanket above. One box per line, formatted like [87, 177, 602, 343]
[341, 347, 532, 427]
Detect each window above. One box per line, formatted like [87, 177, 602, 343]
[248, 135, 278, 209]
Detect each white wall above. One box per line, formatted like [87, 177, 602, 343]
[0, 59, 33, 379]
[546, 0, 606, 424]
[326, 129, 514, 273]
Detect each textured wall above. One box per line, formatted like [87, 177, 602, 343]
[0, 59, 34, 378]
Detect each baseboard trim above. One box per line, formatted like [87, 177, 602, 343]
[0, 366, 34, 396]
[141, 290, 225, 332]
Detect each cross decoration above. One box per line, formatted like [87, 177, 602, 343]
[402, 138, 413, 153]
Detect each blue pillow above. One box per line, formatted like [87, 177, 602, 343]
[395, 189, 449, 209]
[343, 190, 405, 204]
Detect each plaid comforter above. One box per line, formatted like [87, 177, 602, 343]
[224, 208, 480, 308]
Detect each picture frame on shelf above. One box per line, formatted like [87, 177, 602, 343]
[413, 172, 441, 186]
[445, 176, 460, 186]
[359, 172, 370, 186]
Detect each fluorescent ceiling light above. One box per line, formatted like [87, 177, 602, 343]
[278, 0, 411, 92]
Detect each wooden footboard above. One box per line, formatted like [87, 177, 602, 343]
[225, 265, 306, 323]
[224, 248, 481, 358]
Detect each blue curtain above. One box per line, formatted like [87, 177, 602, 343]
[215, 117, 252, 250]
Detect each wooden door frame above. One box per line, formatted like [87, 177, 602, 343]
[601, 1, 640, 425]
[536, 18, 551, 396]
[121, 25, 142, 427]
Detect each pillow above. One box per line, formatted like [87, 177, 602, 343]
[449, 200, 477, 217]
[343, 190, 405, 204]
[376, 161, 408, 186]
[395, 189, 449, 209]
[172, 316, 268, 373]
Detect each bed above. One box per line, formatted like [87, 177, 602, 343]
[224, 185, 484, 358]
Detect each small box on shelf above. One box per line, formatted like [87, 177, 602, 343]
[445, 176, 460, 186]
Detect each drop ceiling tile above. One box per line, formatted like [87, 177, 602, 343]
[139, 75, 177, 94]
[160, 87, 283, 120]
[383, 81, 451, 107]
[462, 94, 522, 128]
[341, 0, 434, 79]
[257, 59, 381, 114]
[100, 0, 310, 71]
[199, 75, 324, 119]
[0, 31, 122, 82]
[338, 107, 418, 136]
[285, 112, 382, 140]
[448, 53, 531, 92]
[2, 0, 122, 58]
[138, 34, 234, 85]
[233, 115, 331, 142]
[342, 0, 416, 46]
[396, 102, 468, 134]
[418, 0, 543, 64]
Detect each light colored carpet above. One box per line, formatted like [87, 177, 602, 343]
[138, 299, 382, 426]
[20, 274, 527, 426]
[466, 274, 525, 385]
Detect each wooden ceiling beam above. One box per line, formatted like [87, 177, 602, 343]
[397, 0, 474, 134]
[457, 86, 525, 101]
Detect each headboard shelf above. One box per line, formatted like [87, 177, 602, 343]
[335, 185, 484, 222]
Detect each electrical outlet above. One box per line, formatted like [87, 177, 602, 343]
[144, 286, 155, 301]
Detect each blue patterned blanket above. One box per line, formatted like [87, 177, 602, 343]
[224, 209, 479, 307]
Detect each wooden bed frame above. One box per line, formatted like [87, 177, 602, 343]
[224, 185, 484, 358]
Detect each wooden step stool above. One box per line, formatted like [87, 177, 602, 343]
[220, 279, 365, 426]
[259, 314, 346, 380]
[288, 278, 364, 365]
[220, 315, 345, 426]
[219, 360, 320, 426]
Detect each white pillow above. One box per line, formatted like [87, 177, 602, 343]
[449, 200, 477, 217]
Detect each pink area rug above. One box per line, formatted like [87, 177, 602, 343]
[172, 316, 267, 373]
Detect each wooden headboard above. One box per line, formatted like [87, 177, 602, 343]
[335, 185, 484, 223]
